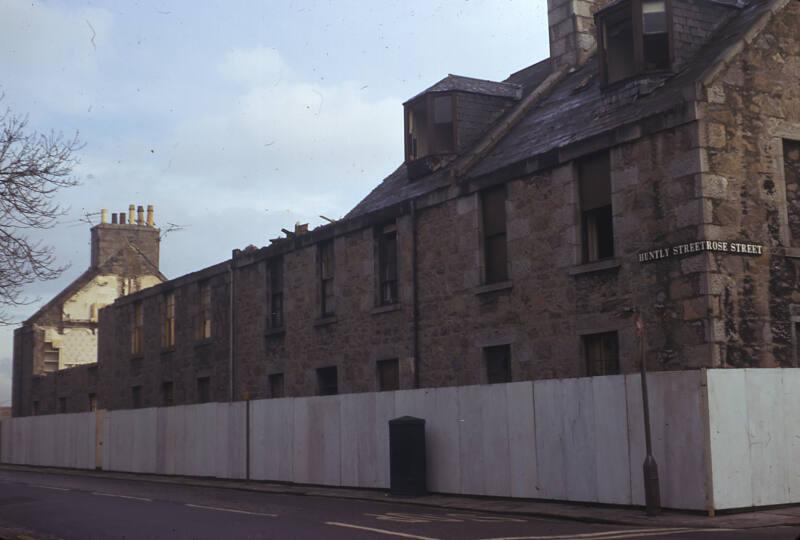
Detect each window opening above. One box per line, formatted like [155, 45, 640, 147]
[481, 186, 509, 284]
[579, 152, 614, 262]
[320, 241, 335, 317]
[485, 345, 512, 384]
[377, 359, 400, 391]
[378, 226, 398, 305]
[162, 292, 176, 348]
[269, 258, 284, 328]
[584, 332, 620, 376]
[269, 373, 285, 398]
[317, 366, 338, 396]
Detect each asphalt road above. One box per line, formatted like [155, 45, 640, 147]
[0, 469, 795, 540]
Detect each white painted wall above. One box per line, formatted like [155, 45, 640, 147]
[8, 369, 800, 511]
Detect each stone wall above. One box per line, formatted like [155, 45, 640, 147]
[699, 1, 800, 367]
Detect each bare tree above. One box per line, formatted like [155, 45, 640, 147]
[0, 105, 81, 323]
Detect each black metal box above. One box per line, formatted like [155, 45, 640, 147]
[389, 416, 427, 496]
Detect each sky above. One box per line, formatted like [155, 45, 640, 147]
[0, 0, 550, 407]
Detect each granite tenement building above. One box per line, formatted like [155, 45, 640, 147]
[13, 0, 800, 415]
[11, 206, 165, 417]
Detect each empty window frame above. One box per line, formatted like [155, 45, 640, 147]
[162, 292, 176, 348]
[162, 381, 174, 406]
[88, 393, 97, 412]
[131, 302, 144, 355]
[599, 0, 671, 85]
[579, 152, 615, 263]
[405, 94, 455, 161]
[316, 366, 338, 396]
[43, 342, 59, 373]
[783, 139, 800, 247]
[481, 186, 509, 284]
[197, 376, 211, 403]
[319, 241, 335, 317]
[58, 397, 67, 414]
[485, 345, 512, 384]
[131, 386, 142, 409]
[377, 359, 400, 391]
[377, 225, 398, 306]
[584, 331, 620, 376]
[269, 373, 285, 398]
[269, 258, 285, 329]
[197, 282, 212, 340]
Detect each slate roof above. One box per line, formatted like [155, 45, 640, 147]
[347, 0, 780, 219]
[405, 74, 523, 104]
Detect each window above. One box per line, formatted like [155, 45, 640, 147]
[32, 401, 39, 416]
[784, 139, 800, 247]
[269, 373, 285, 398]
[793, 320, 800, 368]
[377, 225, 398, 305]
[579, 152, 615, 263]
[269, 258, 284, 329]
[88, 393, 97, 412]
[197, 282, 212, 340]
[131, 302, 143, 355]
[43, 342, 59, 373]
[377, 359, 400, 391]
[58, 397, 67, 414]
[599, 0, 671, 85]
[131, 386, 142, 409]
[584, 332, 620, 376]
[316, 366, 338, 396]
[162, 381, 174, 406]
[485, 345, 512, 384]
[405, 94, 454, 161]
[197, 376, 211, 403]
[481, 186, 508, 284]
[162, 292, 176, 348]
[319, 241, 335, 317]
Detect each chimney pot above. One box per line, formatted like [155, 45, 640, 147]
[111, 213, 118, 224]
[128, 204, 135, 225]
[137, 205, 144, 226]
[146, 205, 155, 227]
[120, 212, 126, 225]
[101, 209, 108, 224]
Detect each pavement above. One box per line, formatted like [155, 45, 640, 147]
[0, 463, 799, 535]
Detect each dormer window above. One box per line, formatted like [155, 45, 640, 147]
[598, 0, 672, 85]
[405, 93, 455, 161]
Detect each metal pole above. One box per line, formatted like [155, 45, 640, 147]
[637, 314, 661, 516]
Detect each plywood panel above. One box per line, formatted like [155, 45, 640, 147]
[745, 369, 788, 506]
[563, 377, 597, 502]
[593, 375, 631, 505]
[534, 379, 566, 500]
[506, 382, 538, 498]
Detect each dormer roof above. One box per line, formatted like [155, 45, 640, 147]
[404, 75, 523, 104]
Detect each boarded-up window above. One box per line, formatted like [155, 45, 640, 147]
[162, 381, 174, 406]
[481, 186, 508, 284]
[197, 377, 211, 403]
[197, 283, 212, 340]
[162, 293, 176, 348]
[378, 225, 398, 305]
[88, 393, 97, 412]
[377, 359, 399, 391]
[269, 373, 285, 398]
[319, 241, 335, 317]
[58, 397, 67, 414]
[485, 345, 512, 384]
[584, 332, 620, 376]
[269, 258, 284, 329]
[784, 140, 800, 246]
[579, 152, 615, 263]
[131, 302, 144, 355]
[131, 386, 142, 409]
[317, 366, 338, 396]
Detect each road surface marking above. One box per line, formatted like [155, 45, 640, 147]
[480, 527, 734, 540]
[326, 521, 440, 540]
[366, 512, 526, 524]
[91, 492, 152, 502]
[185, 503, 277, 517]
[29, 484, 71, 491]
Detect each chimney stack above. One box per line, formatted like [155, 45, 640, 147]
[548, 0, 610, 69]
[146, 205, 155, 227]
[128, 205, 135, 225]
